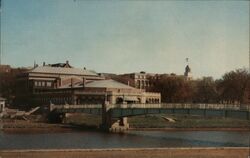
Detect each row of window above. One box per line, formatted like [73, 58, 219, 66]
[40, 97, 73, 104]
[76, 98, 104, 104]
[39, 96, 106, 105]
[146, 98, 160, 103]
[34, 81, 53, 87]
[135, 75, 147, 79]
[136, 80, 150, 88]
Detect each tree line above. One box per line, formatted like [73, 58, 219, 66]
[149, 69, 250, 104]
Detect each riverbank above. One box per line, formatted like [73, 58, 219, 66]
[1, 119, 76, 133]
[1, 114, 250, 133]
[130, 127, 250, 132]
[65, 113, 250, 129]
[2, 120, 249, 133]
[0, 147, 249, 158]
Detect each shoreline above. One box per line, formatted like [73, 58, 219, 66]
[0, 147, 249, 158]
[1, 120, 250, 133]
[1, 147, 249, 152]
[130, 127, 250, 132]
[2, 125, 250, 133]
[2, 127, 250, 134]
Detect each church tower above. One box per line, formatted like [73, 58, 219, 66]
[184, 58, 192, 80]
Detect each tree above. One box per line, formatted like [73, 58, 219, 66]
[193, 77, 218, 103]
[149, 76, 193, 103]
[0, 68, 28, 105]
[217, 69, 249, 104]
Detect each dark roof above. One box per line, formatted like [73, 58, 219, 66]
[50, 63, 72, 68]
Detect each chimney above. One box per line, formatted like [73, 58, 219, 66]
[66, 60, 69, 65]
[83, 78, 86, 87]
[43, 62, 46, 66]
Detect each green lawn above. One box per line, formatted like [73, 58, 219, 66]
[128, 114, 250, 128]
[64, 114, 250, 129]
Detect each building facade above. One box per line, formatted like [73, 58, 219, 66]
[15, 61, 105, 105]
[15, 61, 161, 106]
[119, 72, 152, 90]
[33, 79, 161, 106]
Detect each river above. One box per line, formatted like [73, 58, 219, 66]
[0, 130, 249, 149]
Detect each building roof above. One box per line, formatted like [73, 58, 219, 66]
[28, 66, 99, 76]
[85, 79, 136, 89]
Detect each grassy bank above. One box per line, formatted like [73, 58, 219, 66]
[2, 114, 249, 132]
[1, 119, 75, 133]
[64, 114, 250, 129]
[128, 114, 250, 128]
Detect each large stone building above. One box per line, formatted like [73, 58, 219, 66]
[119, 72, 152, 90]
[33, 79, 160, 106]
[15, 61, 161, 106]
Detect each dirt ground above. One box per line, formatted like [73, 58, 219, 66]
[0, 148, 249, 158]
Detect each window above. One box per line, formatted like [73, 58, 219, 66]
[42, 82, 45, 87]
[47, 82, 52, 87]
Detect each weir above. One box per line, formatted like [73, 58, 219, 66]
[49, 103, 250, 132]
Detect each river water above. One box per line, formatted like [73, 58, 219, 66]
[0, 130, 249, 149]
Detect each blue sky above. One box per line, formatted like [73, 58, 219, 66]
[1, 0, 249, 79]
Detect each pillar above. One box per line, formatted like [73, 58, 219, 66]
[100, 101, 112, 131]
[100, 101, 129, 132]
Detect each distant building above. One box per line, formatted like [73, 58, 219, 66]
[0, 97, 6, 113]
[119, 72, 151, 90]
[117, 65, 193, 91]
[0, 65, 11, 73]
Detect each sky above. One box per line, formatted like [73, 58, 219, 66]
[0, 0, 249, 79]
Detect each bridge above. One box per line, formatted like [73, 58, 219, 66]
[49, 103, 250, 132]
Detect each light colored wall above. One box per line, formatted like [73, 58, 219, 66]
[0, 100, 5, 112]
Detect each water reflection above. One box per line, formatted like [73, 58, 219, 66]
[0, 130, 249, 149]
